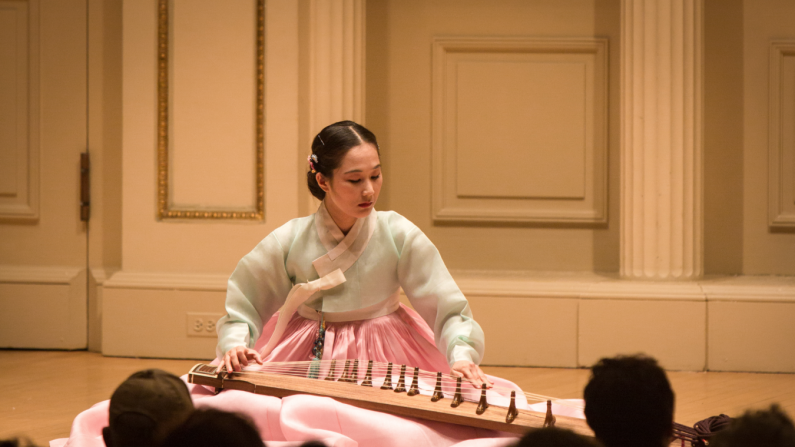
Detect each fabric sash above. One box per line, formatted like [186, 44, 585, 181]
[259, 269, 346, 358]
[297, 290, 401, 323]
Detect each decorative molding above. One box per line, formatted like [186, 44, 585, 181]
[581, 280, 706, 302]
[0, 265, 83, 284]
[619, 0, 704, 279]
[0, 0, 40, 221]
[452, 271, 606, 298]
[104, 270, 228, 291]
[90, 267, 118, 286]
[768, 41, 795, 228]
[156, 0, 265, 220]
[449, 270, 795, 303]
[431, 36, 608, 224]
[701, 275, 795, 303]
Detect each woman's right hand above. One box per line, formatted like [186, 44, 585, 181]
[217, 345, 263, 373]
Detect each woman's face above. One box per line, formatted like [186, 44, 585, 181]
[318, 143, 382, 225]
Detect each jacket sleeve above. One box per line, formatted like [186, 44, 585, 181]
[396, 226, 485, 367]
[216, 233, 294, 358]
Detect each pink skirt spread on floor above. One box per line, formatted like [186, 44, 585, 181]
[52, 304, 582, 447]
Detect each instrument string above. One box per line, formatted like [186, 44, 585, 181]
[225, 359, 583, 410]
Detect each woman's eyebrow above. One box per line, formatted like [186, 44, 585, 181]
[344, 164, 381, 174]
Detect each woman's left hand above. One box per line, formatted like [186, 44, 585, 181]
[451, 360, 493, 389]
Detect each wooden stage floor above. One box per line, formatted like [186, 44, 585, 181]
[2, 350, 795, 446]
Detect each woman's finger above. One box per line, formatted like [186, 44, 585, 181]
[230, 352, 241, 372]
[460, 366, 482, 389]
[237, 349, 249, 368]
[251, 349, 263, 364]
[224, 355, 233, 374]
[478, 369, 493, 388]
[469, 371, 483, 389]
[469, 364, 490, 387]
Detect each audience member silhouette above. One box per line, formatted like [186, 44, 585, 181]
[157, 408, 264, 447]
[583, 355, 674, 447]
[710, 404, 795, 447]
[514, 427, 602, 447]
[102, 369, 194, 447]
[0, 438, 41, 447]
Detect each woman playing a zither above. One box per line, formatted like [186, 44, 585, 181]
[217, 120, 492, 388]
[207, 121, 538, 445]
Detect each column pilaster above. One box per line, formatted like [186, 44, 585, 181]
[620, 0, 704, 279]
[308, 0, 365, 130]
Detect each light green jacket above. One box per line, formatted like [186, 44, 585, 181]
[216, 204, 484, 367]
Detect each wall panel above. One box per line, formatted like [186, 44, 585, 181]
[0, 267, 87, 349]
[102, 285, 224, 359]
[103, 0, 301, 357]
[119, 0, 299, 275]
[743, 0, 795, 274]
[469, 295, 578, 367]
[579, 299, 706, 371]
[157, 0, 265, 219]
[432, 37, 608, 224]
[0, 0, 38, 220]
[169, 0, 258, 210]
[769, 42, 795, 228]
[369, 0, 622, 273]
[709, 301, 795, 372]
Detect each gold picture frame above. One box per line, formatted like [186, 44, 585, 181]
[156, 0, 265, 220]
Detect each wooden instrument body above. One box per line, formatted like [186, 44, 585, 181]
[187, 363, 594, 437]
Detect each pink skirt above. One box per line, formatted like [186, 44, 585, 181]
[253, 303, 452, 373]
[53, 305, 531, 447]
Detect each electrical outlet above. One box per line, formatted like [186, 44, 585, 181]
[186, 312, 222, 338]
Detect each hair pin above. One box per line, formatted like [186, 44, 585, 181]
[308, 154, 318, 173]
[317, 135, 325, 146]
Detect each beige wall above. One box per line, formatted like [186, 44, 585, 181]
[367, 0, 621, 273]
[703, 0, 744, 274]
[2, 0, 794, 371]
[118, 0, 300, 275]
[741, 0, 795, 275]
[366, 0, 794, 371]
[101, 0, 302, 357]
[703, 0, 795, 276]
[369, 0, 794, 277]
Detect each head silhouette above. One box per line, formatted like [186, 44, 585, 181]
[102, 369, 194, 447]
[584, 355, 674, 447]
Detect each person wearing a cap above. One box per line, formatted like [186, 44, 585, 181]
[102, 369, 194, 447]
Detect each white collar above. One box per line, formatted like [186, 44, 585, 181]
[313, 201, 377, 276]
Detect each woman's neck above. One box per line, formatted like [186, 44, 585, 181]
[323, 199, 356, 235]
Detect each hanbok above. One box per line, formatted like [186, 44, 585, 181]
[52, 204, 583, 447]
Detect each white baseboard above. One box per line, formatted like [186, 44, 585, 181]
[98, 269, 795, 372]
[455, 272, 795, 371]
[0, 265, 87, 349]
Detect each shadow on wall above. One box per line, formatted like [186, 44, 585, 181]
[703, 0, 744, 275]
